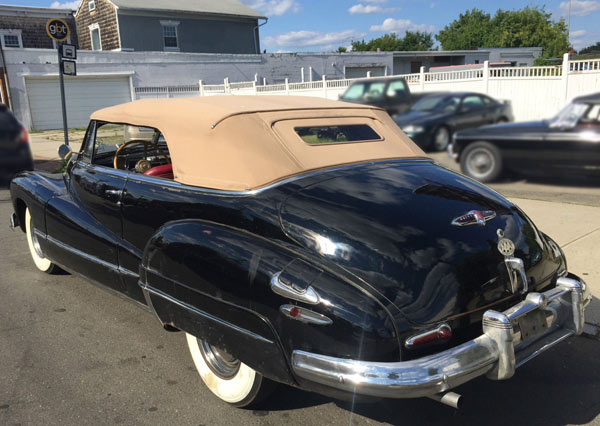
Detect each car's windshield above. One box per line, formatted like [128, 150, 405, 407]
[341, 81, 387, 101]
[549, 102, 588, 128]
[411, 95, 461, 113]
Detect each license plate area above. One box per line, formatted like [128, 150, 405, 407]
[514, 310, 549, 343]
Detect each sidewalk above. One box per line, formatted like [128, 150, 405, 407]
[510, 198, 600, 333]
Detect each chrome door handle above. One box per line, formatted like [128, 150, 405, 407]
[270, 272, 320, 304]
[104, 189, 123, 197]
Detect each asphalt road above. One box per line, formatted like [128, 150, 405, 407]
[1, 182, 600, 426]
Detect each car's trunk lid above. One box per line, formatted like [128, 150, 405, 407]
[279, 162, 562, 325]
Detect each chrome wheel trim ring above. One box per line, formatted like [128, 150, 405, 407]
[199, 340, 241, 380]
[434, 127, 450, 151]
[465, 147, 495, 180]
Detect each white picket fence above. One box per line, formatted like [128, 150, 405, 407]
[135, 54, 600, 122]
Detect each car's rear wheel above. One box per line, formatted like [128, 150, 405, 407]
[25, 208, 59, 273]
[496, 117, 509, 124]
[460, 141, 503, 183]
[432, 126, 451, 151]
[185, 333, 275, 408]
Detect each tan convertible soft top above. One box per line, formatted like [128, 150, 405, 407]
[91, 96, 426, 191]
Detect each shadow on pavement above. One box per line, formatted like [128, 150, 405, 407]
[260, 335, 600, 425]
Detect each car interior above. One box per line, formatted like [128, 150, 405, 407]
[88, 122, 174, 179]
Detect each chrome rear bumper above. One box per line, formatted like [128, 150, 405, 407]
[292, 275, 591, 399]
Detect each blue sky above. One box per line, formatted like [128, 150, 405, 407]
[10, 0, 600, 52]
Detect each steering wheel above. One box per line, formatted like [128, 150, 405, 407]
[113, 139, 170, 170]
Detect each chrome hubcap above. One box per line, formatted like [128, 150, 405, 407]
[30, 218, 44, 258]
[466, 148, 494, 179]
[199, 340, 240, 380]
[434, 128, 449, 151]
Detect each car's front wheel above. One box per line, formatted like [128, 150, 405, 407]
[185, 333, 274, 408]
[460, 141, 503, 183]
[432, 126, 451, 151]
[25, 208, 59, 274]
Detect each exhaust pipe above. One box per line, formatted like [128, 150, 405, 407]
[427, 391, 463, 409]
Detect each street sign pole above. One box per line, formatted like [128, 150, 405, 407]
[46, 18, 72, 147]
[57, 43, 69, 146]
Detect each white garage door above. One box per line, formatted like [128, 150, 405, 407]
[26, 75, 132, 130]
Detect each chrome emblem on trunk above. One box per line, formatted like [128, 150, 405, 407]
[451, 210, 496, 227]
[498, 238, 516, 256]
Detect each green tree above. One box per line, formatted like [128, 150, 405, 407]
[578, 42, 600, 55]
[336, 46, 347, 53]
[435, 8, 492, 50]
[351, 31, 434, 52]
[436, 7, 570, 63]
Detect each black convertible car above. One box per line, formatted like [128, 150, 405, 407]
[394, 92, 513, 152]
[9, 97, 590, 409]
[450, 92, 600, 182]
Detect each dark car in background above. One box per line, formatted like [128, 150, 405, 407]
[339, 76, 431, 115]
[450, 92, 600, 182]
[394, 92, 513, 152]
[0, 105, 33, 182]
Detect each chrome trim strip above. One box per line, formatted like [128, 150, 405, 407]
[291, 275, 588, 398]
[271, 271, 320, 305]
[504, 257, 528, 294]
[76, 158, 433, 197]
[42, 233, 139, 279]
[141, 283, 274, 345]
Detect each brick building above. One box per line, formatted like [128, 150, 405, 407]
[0, 5, 78, 105]
[0, 5, 78, 49]
[75, 0, 265, 54]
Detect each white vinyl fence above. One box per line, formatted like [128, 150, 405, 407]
[135, 54, 600, 122]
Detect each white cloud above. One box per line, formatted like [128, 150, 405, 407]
[50, 0, 81, 9]
[242, 0, 300, 16]
[348, 3, 399, 14]
[569, 29, 597, 50]
[370, 18, 435, 33]
[264, 29, 366, 50]
[559, 0, 600, 16]
[363, 0, 388, 3]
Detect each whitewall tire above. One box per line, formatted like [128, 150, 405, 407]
[25, 208, 58, 274]
[186, 333, 273, 408]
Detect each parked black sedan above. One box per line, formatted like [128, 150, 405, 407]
[451, 92, 600, 182]
[0, 104, 33, 182]
[394, 92, 513, 152]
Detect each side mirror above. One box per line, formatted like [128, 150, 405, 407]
[58, 144, 75, 162]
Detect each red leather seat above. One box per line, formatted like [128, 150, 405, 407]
[144, 164, 174, 179]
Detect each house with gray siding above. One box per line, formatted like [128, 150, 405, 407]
[75, 0, 265, 54]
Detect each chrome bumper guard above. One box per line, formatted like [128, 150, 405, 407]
[292, 276, 591, 399]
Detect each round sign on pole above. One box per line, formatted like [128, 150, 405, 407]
[46, 18, 70, 42]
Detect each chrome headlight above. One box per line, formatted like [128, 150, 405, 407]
[402, 125, 425, 133]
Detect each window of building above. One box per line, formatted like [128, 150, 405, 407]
[89, 0, 96, 11]
[0, 29, 22, 48]
[160, 21, 180, 51]
[53, 36, 72, 49]
[89, 23, 102, 51]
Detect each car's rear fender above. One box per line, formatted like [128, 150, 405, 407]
[9, 172, 66, 233]
[139, 219, 401, 384]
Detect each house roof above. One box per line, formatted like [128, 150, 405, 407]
[91, 96, 425, 191]
[110, 0, 266, 19]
